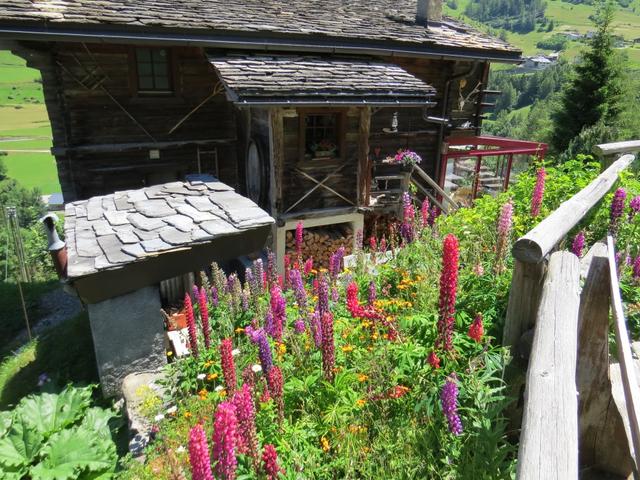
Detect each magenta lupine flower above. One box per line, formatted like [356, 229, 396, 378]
[304, 258, 313, 277]
[630, 196, 640, 218]
[311, 310, 323, 348]
[267, 250, 278, 287]
[289, 268, 307, 313]
[293, 319, 306, 334]
[220, 338, 237, 394]
[400, 192, 415, 244]
[211, 286, 219, 307]
[633, 256, 640, 281]
[368, 281, 376, 306]
[252, 259, 265, 293]
[530, 166, 546, 217]
[380, 236, 387, 252]
[199, 287, 211, 349]
[321, 312, 335, 382]
[317, 273, 329, 317]
[421, 198, 430, 229]
[188, 424, 214, 480]
[232, 384, 259, 463]
[184, 293, 198, 358]
[428, 206, 440, 226]
[295, 221, 304, 257]
[262, 444, 281, 480]
[495, 199, 514, 272]
[212, 401, 238, 480]
[571, 231, 585, 258]
[441, 374, 463, 435]
[369, 236, 377, 251]
[437, 235, 459, 351]
[267, 366, 284, 426]
[269, 285, 286, 341]
[331, 286, 339, 302]
[610, 188, 627, 231]
[355, 229, 363, 253]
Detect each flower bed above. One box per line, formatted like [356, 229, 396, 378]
[121, 157, 640, 479]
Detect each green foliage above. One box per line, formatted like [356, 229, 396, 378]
[464, 0, 547, 32]
[0, 385, 120, 480]
[536, 33, 568, 49]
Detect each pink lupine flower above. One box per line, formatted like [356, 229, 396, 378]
[495, 200, 513, 273]
[369, 236, 377, 251]
[295, 221, 304, 257]
[630, 196, 640, 218]
[571, 231, 585, 258]
[199, 287, 211, 349]
[293, 318, 306, 334]
[441, 374, 463, 435]
[289, 268, 308, 313]
[304, 257, 314, 277]
[232, 384, 259, 465]
[368, 280, 376, 306]
[269, 285, 286, 341]
[220, 338, 237, 394]
[530, 166, 546, 217]
[437, 235, 459, 351]
[355, 229, 364, 253]
[212, 401, 238, 480]
[267, 366, 284, 426]
[317, 273, 329, 317]
[321, 312, 335, 382]
[188, 424, 214, 480]
[610, 188, 627, 231]
[400, 192, 415, 244]
[473, 263, 484, 276]
[185, 293, 198, 358]
[421, 198, 430, 229]
[262, 444, 281, 480]
[468, 313, 484, 343]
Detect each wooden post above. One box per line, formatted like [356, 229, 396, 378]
[358, 107, 371, 207]
[517, 251, 581, 480]
[577, 242, 633, 477]
[503, 259, 546, 349]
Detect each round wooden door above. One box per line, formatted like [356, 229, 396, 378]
[245, 139, 269, 208]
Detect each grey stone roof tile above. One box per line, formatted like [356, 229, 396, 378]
[127, 213, 166, 231]
[133, 199, 176, 218]
[141, 238, 172, 253]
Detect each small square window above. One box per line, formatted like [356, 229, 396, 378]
[303, 113, 340, 160]
[135, 47, 172, 94]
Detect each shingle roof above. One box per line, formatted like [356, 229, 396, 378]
[210, 55, 437, 106]
[64, 176, 274, 279]
[0, 0, 520, 59]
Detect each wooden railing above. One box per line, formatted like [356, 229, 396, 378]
[503, 143, 639, 479]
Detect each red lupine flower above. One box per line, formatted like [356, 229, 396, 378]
[468, 313, 484, 343]
[267, 365, 284, 426]
[437, 235, 459, 351]
[304, 257, 314, 277]
[220, 338, 237, 394]
[185, 293, 198, 358]
[369, 236, 377, 251]
[262, 444, 281, 480]
[188, 424, 214, 480]
[428, 351, 441, 369]
[531, 166, 546, 217]
[198, 286, 211, 349]
[212, 401, 238, 480]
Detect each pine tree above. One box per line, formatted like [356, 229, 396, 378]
[551, 1, 625, 152]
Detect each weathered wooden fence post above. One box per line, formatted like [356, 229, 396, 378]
[516, 251, 581, 480]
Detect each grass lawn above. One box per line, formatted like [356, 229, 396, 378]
[0, 312, 98, 409]
[2, 151, 60, 193]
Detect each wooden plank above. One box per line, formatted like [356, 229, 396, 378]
[593, 140, 640, 158]
[503, 259, 546, 349]
[513, 154, 636, 263]
[51, 138, 236, 155]
[359, 107, 371, 207]
[577, 242, 633, 477]
[607, 235, 640, 468]
[517, 251, 581, 480]
[411, 164, 460, 212]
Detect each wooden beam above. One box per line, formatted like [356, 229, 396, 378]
[577, 242, 633, 477]
[270, 109, 284, 212]
[51, 138, 236, 156]
[607, 235, 640, 469]
[359, 107, 372, 207]
[411, 164, 460, 212]
[512, 154, 636, 263]
[593, 140, 640, 158]
[503, 259, 546, 349]
[517, 251, 581, 480]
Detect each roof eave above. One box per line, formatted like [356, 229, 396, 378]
[0, 24, 523, 64]
[232, 97, 438, 107]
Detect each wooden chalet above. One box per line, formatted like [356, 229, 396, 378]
[0, 0, 538, 269]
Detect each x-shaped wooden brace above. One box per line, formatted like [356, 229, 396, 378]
[285, 163, 355, 213]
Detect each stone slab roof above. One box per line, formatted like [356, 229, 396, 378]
[210, 54, 437, 105]
[0, 0, 520, 59]
[64, 176, 274, 279]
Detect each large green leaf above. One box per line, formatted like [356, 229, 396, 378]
[16, 385, 92, 438]
[29, 427, 115, 480]
[0, 411, 12, 438]
[0, 414, 44, 469]
[79, 408, 116, 440]
[0, 463, 27, 480]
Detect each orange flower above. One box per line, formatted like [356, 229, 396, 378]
[341, 344, 354, 353]
[183, 411, 192, 418]
[357, 373, 368, 382]
[321, 436, 330, 452]
[207, 373, 218, 381]
[355, 398, 367, 408]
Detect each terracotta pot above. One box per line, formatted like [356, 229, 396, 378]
[167, 312, 187, 331]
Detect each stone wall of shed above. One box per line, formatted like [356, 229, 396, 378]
[17, 42, 239, 201]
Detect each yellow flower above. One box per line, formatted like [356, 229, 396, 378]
[219, 389, 227, 398]
[355, 398, 367, 408]
[362, 446, 371, 454]
[203, 360, 214, 368]
[372, 332, 379, 340]
[183, 411, 192, 418]
[357, 373, 368, 382]
[207, 373, 218, 381]
[321, 436, 330, 452]
[278, 343, 287, 355]
[198, 388, 208, 400]
[235, 327, 245, 334]
[166, 351, 173, 357]
[341, 344, 354, 353]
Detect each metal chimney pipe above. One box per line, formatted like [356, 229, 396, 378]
[416, 0, 443, 25]
[40, 213, 67, 279]
[416, 0, 428, 24]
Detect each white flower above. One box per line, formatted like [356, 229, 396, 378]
[154, 414, 165, 422]
[166, 406, 177, 414]
[197, 373, 206, 380]
[251, 364, 262, 373]
[232, 348, 240, 357]
[176, 445, 186, 454]
[215, 385, 224, 392]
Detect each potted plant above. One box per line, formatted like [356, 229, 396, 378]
[311, 139, 337, 159]
[392, 149, 422, 171]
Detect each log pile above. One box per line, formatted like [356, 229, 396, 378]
[285, 225, 353, 268]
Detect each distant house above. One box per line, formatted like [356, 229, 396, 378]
[522, 55, 554, 70]
[562, 31, 582, 40]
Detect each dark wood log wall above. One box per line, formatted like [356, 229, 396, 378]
[18, 42, 239, 201]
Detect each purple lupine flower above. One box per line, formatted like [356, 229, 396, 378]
[211, 286, 219, 307]
[293, 318, 306, 334]
[429, 206, 440, 226]
[630, 196, 640, 218]
[531, 166, 546, 217]
[245, 267, 258, 297]
[571, 231, 585, 258]
[289, 268, 307, 313]
[267, 250, 278, 287]
[633, 256, 640, 280]
[368, 281, 376, 306]
[199, 286, 211, 349]
[241, 284, 250, 312]
[212, 401, 238, 480]
[252, 259, 265, 293]
[440, 374, 463, 435]
[331, 286, 339, 302]
[193, 284, 200, 302]
[189, 424, 214, 480]
[317, 273, 329, 317]
[253, 328, 273, 374]
[610, 188, 627, 231]
[311, 310, 323, 348]
[264, 312, 274, 338]
[329, 247, 346, 279]
[321, 312, 335, 382]
[355, 229, 363, 253]
[269, 284, 286, 341]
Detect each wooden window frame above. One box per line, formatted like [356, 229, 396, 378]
[129, 46, 179, 98]
[297, 109, 347, 165]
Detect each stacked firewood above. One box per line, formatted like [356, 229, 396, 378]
[285, 225, 353, 268]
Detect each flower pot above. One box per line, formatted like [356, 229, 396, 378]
[167, 311, 187, 331]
